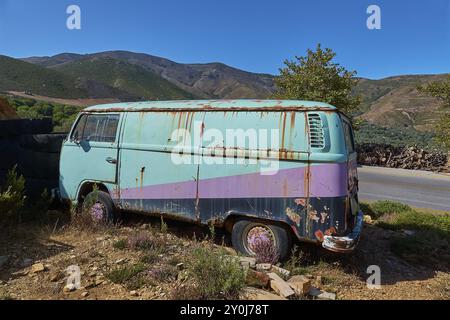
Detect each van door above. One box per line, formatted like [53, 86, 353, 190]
[59, 113, 121, 201]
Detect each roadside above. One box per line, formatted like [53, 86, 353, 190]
[359, 166, 450, 211]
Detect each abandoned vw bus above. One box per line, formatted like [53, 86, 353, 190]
[60, 100, 363, 258]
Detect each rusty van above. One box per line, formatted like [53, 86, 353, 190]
[59, 100, 364, 259]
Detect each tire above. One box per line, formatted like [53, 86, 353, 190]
[231, 220, 292, 261]
[82, 190, 116, 223]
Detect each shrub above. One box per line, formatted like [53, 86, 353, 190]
[0, 166, 26, 223]
[248, 230, 279, 264]
[113, 239, 128, 250]
[160, 216, 168, 234]
[147, 265, 178, 282]
[107, 263, 146, 285]
[140, 252, 160, 264]
[127, 232, 154, 250]
[187, 246, 246, 299]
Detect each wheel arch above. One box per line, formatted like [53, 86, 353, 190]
[76, 181, 111, 204]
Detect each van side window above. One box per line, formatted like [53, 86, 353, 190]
[82, 114, 120, 143]
[71, 115, 87, 141]
[343, 121, 356, 154]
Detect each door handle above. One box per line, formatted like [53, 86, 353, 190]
[106, 157, 117, 164]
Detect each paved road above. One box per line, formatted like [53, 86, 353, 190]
[358, 166, 450, 211]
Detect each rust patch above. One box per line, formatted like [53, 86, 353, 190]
[286, 207, 301, 227]
[315, 230, 324, 242]
[84, 105, 338, 113]
[325, 227, 337, 236]
[320, 212, 328, 224]
[140, 167, 146, 189]
[308, 210, 320, 222]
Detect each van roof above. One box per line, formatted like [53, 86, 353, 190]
[83, 100, 338, 113]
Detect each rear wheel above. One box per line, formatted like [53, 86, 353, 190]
[82, 190, 116, 223]
[231, 220, 292, 261]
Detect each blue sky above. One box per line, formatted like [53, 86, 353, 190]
[0, 0, 448, 79]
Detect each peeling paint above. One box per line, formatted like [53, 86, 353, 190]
[286, 207, 301, 227]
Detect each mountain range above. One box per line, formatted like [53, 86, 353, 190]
[0, 50, 447, 132]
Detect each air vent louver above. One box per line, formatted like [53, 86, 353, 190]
[308, 113, 325, 148]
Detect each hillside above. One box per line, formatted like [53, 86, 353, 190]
[0, 55, 135, 100]
[23, 51, 276, 99]
[354, 74, 448, 131]
[0, 55, 88, 99]
[52, 56, 195, 100]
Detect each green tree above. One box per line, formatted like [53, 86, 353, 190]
[418, 76, 450, 150]
[274, 44, 361, 115]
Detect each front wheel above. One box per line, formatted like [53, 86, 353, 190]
[82, 190, 116, 223]
[231, 220, 292, 261]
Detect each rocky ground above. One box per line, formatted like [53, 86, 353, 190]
[0, 212, 448, 300]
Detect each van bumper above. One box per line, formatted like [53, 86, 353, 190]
[322, 210, 364, 253]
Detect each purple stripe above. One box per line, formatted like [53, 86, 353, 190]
[120, 163, 348, 200]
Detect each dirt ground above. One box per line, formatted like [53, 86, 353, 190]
[0, 213, 448, 300]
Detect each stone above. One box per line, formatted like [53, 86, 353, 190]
[223, 247, 238, 256]
[239, 257, 257, 269]
[308, 287, 336, 300]
[402, 229, 416, 236]
[130, 290, 139, 297]
[287, 275, 312, 296]
[31, 263, 46, 273]
[240, 287, 287, 300]
[267, 272, 295, 298]
[81, 291, 89, 297]
[176, 263, 185, 271]
[49, 272, 64, 282]
[256, 263, 272, 271]
[115, 258, 127, 265]
[63, 283, 77, 293]
[246, 269, 270, 288]
[271, 265, 291, 278]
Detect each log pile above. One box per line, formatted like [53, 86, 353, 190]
[357, 144, 449, 172]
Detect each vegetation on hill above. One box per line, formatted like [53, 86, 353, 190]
[54, 57, 195, 100]
[4, 96, 80, 132]
[0, 55, 88, 99]
[418, 75, 450, 150]
[354, 121, 436, 150]
[274, 44, 361, 115]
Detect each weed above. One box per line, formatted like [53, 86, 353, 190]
[160, 216, 168, 234]
[186, 246, 246, 299]
[370, 201, 413, 218]
[113, 239, 128, 250]
[127, 232, 154, 251]
[148, 265, 178, 282]
[170, 285, 203, 300]
[140, 252, 159, 265]
[107, 263, 146, 285]
[0, 166, 26, 224]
